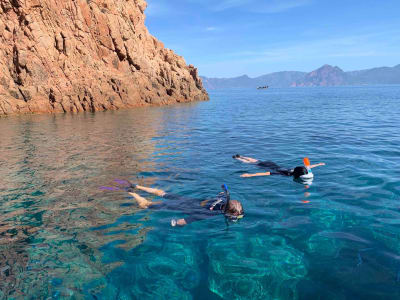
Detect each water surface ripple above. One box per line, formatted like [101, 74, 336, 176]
[1, 86, 400, 299]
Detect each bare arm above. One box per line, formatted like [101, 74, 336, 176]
[172, 213, 212, 227]
[309, 163, 325, 169]
[171, 202, 217, 227]
[240, 172, 271, 178]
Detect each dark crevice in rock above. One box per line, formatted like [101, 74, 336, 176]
[109, 29, 126, 61]
[114, 44, 126, 61]
[60, 102, 66, 113]
[124, 45, 140, 70]
[12, 46, 22, 84]
[80, 97, 87, 111]
[166, 88, 173, 96]
[18, 88, 31, 102]
[10, 0, 22, 8]
[49, 89, 56, 108]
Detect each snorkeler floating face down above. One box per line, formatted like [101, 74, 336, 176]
[100, 181, 244, 227]
[233, 155, 325, 181]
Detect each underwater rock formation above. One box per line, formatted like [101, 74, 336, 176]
[0, 0, 208, 115]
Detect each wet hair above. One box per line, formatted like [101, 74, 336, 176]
[292, 166, 308, 179]
[225, 200, 244, 216]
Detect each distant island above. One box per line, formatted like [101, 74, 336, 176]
[201, 64, 400, 89]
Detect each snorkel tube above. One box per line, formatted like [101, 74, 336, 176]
[221, 184, 244, 222]
[303, 157, 311, 168]
[222, 184, 230, 213]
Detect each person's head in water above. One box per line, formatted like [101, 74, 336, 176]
[292, 166, 308, 179]
[224, 200, 244, 219]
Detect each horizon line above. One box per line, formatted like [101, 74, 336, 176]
[200, 63, 400, 79]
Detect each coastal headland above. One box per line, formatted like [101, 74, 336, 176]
[0, 0, 208, 116]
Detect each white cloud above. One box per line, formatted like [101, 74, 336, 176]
[205, 27, 218, 31]
[213, 31, 400, 65]
[213, 0, 251, 11]
[209, 0, 312, 13]
[255, 0, 312, 13]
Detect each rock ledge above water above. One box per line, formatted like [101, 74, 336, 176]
[0, 0, 208, 115]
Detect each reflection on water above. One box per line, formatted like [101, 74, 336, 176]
[1, 86, 400, 299]
[0, 108, 186, 298]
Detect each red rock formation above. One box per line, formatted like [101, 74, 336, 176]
[0, 0, 208, 115]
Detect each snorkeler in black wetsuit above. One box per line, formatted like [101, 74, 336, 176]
[126, 184, 244, 227]
[232, 154, 325, 180]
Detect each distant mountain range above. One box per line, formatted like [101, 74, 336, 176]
[201, 64, 400, 89]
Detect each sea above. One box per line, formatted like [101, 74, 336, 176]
[1, 85, 400, 299]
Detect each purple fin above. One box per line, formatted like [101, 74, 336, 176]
[114, 179, 130, 186]
[100, 186, 119, 191]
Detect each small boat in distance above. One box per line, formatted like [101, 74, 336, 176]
[257, 86, 269, 89]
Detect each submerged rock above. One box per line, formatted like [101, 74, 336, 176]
[207, 233, 307, 299]
[0, 0, 209, 115]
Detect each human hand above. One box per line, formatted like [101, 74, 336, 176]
[176, 219, 187, 226]
[171, 218, 187, 226]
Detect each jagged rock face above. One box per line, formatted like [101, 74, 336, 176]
[0, 0, 208, 115]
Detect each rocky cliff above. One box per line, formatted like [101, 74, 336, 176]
[0, 0, 208, 115]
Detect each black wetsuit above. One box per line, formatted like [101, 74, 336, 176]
[257, 161, 294, 176]
[149, 192, 227, 224]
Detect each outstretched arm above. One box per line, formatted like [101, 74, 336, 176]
[240, 172, 271, 178]
[309, 163, 325, 169]
[171, 206, 217, 227]
[172, 213, 212, 227]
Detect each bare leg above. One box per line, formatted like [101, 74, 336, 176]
[129, 192, 162, 209]
[235, 156, 259, 164]
[136, 185, 166, 197]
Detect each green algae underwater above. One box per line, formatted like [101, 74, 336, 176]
[1, 85, 400, 299]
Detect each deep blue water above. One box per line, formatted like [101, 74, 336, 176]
[1, 86, 400, 299]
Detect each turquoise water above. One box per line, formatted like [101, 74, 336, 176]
[1, 86, 400, 299]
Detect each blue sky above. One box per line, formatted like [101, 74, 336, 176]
[145, 0, 400, 77]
